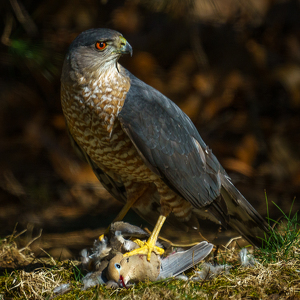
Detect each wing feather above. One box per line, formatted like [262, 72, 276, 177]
[119, 73, 222, 208]
[117, 74, 271, 246]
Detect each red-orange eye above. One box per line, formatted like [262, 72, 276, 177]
[95, 41, 107, 51]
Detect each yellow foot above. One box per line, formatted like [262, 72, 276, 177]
[123, 238, 164, 261]
[99, 224, 112, 241]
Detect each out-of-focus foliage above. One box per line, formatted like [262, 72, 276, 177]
[0, 0, 299, 257]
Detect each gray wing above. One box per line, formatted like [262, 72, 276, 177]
[118, 73, 271, 247]
[158, 241, 214, 279]
[119, 73, 222, 209]
[109, 221, 149, 238]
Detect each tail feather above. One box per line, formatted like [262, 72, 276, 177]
[220, 174, 271, 247]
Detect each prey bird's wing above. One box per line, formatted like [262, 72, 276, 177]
[158, 241, 214, 279]
[109, 221, 149, 239]
[119, 73, 222, 209]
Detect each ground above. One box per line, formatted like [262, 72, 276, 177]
[0, 214, 299, 299]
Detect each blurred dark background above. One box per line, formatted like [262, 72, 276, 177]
[0, 0, 300, 258]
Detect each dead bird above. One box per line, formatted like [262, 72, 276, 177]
[81, 221, 158, 271]
[81, 221, 213, 289]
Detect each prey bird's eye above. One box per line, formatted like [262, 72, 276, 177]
[115, 263, 121, 270]
[95, 41, 107, 51]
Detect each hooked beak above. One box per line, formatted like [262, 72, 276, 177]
[118, 36, 133, 56]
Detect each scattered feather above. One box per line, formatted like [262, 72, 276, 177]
[239, 248, 259, 267]
[193, 262, 232, 280]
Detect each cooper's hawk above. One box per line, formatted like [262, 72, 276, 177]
[61, 28, 270, 261]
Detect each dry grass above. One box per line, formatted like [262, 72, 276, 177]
[1, 222, 300, 300]
[0, 231, 66, 299]
[4, 269, 62, 300]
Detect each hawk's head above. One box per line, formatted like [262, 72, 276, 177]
[62, 28, 132, 80]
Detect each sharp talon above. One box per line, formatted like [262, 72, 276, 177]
[123, 238, 164, 261]
[131, 239, 145, 247]
[99, 225, 111, 241]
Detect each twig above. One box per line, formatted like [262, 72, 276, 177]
[13, 229, 28, 240]
[19, 229, 42, 252]
[39, 248, 57, 265]
[9, 0, 37, 36]
[144, 227, 207, 247]
[1, 13, 14, 46]
[225, 236, 242, 249]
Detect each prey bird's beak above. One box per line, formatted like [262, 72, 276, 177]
[119, 36, 133, 56]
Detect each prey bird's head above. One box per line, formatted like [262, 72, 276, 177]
[62, 28, 132, 80]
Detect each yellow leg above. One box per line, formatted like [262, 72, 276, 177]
[99, 196, 139, 240]
[113, 199, 136, 223]
[123, 215, 166, 261]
